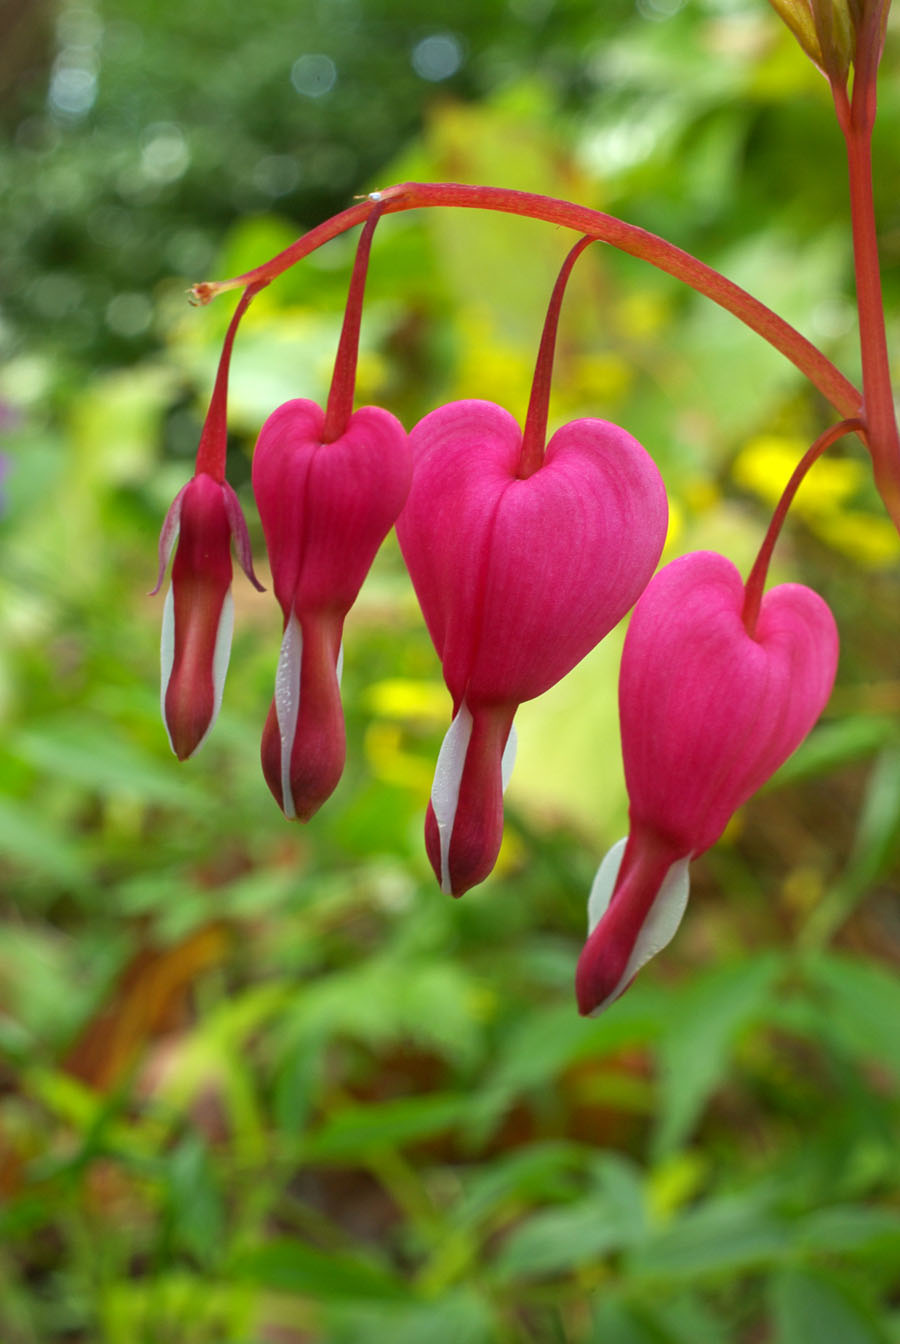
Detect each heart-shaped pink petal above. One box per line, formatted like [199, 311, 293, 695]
[396, 400, 668, 708]
[253, 398, 412, 616]
[252, 396, 412, 819]
[620, 550, 838, 855]
[576, 548, 838, 1015]
[397, 398, 667, 894]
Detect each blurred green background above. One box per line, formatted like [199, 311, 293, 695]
[2, 1, 900, 1341]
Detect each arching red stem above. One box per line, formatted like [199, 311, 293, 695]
[322, 203, 384, 444]
[191, 183, 861, 427]
[742, 417, 863, 636]
[518, 235, 594, 479]
[193, 280, 267, 480]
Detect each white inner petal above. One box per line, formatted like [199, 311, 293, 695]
[501, 721, 518, 793]
[191, 590, 234, 758]
[586, 836, 692, 1016]
[336, 640, 344, 688]
[160, 584, 176, 754]
[430, 701, 474, 894]
[274, 613, 303, 820]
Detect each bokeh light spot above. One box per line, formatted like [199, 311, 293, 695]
[140, 124, 190, 184]
[411, 34, 463, 82]
[291, 54, 337, 98]
[105, 292, 153, 337]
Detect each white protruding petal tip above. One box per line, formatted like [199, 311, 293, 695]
[587, 837, 628, 935]
[501, 721, 517, 793]
[586, 837, 692, 1016]
[430, 702, 474, 895]
[160, 585, 176, 754]
[274, 614, 303, 820]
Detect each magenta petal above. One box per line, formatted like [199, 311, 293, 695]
[398, 402, 521, 703]
[397, 401, 668, 706]
[253, 397, 411, 817]
[424, 699, 517, 896]
[260, 611, 346, 821]
[620, 551, 839, 856]
[222, 480, 265, 592]
[575, 831, 691, 1015]
[150, 480, 189, 596]
[399, 398, 666, 895]
[253, 398, 412, 616]
[158, 474, 235, 759]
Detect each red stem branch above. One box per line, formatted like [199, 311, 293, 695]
[841, 118, 900, 528]
[322, 203, 383, 443]
[191, 182, 862, 425]
[519, 235, 594, 478]
[193, 281, 267, 480]
[741, 417, 863, 636]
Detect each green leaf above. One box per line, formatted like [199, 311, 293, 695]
[589, 1299, 671, 1344]
[805, 953, 900, 1079]
[653, 954, 782, 1157]
[165, 1135, 225, 1269]
[793, 1205, 900, 1257]
[301, 1093, 467, 1162]
[628, 1194, 790, 1283]
[451, 1143, 591, 1231]
[465, 994, 656, 1146]
[802, 747, 900, 945]
[771, 1267, 892, 1344]
[590, 1295, 726, 1344]
[13, 719, 208, 812]
[493, 1154, 646, 1280]
[0, 795, 90, 888]
[232, 1239, 408, 1303]
[326, 1290, 495, 1344]
[494, 1199, 635, 1280]
[774, 716, 897, 785]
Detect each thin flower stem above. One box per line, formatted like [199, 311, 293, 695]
[841, 118, 900, 527]
[193, 280, 267, 480]
[741, 417, 863, 636]
[322, 203, 383, 443]
[190, 182, 862, 425]
[519, 235, 594, 478]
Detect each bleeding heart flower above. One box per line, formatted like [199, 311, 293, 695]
[253, 398, 410, 818]
[575, 548, 838, 1015]
[154, 472, 262, 759]
[397, 238, 668, 896]
[252, 205, 412, 820]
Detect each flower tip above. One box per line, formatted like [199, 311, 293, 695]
[424, 804, 468, 896]
[425, 704, 517, 896]
[575, 836, 691, 1016]
[260, 614, 347, 822]
[161, 585, 234, 762]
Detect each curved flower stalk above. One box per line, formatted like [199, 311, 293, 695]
[253, 208, 412, 820]
[398, 238, 668, 896]
[574, 419, 861, 1016]
[153, 284, 265, 760]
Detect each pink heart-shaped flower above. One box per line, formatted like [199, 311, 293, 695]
[575, 549, 838, 1014]
[397, 398, 668, 894]
[253, 396, 411, 819]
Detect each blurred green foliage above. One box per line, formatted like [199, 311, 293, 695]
[1, 1, 900, 1341]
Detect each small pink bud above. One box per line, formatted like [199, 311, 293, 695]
[575, 550, 838, 1015]
[154, 472, 262, 761]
